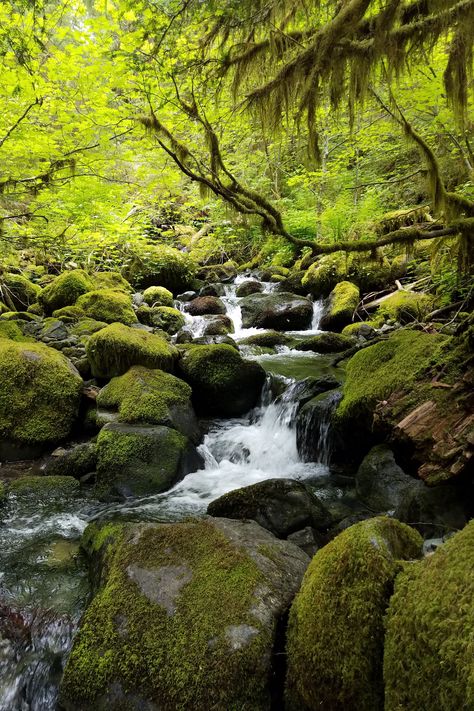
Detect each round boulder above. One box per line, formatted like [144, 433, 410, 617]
[240, 292, 313, 331]
[185, 296, 227, 316]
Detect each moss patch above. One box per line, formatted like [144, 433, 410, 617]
[7, 475, 80, 501]
[136, 305, 185, 333]
[122, 244, 197, 292]
[142, 285, 174, 307]
[92, 271, 132, 293]
[286, 516, 422, 711]
[0, 321, 30, 342]
[384, 521, 474, 710]
[76, 289, 137, 325]
[39, 269, 95, 313]
[86, 323, 177, 379]
[320, 280, 360, 332]
[3, 273, 41, 310]
[378, 291, 434, 324]
[52, 304, 86, 321]
[0, 340, 83, 446]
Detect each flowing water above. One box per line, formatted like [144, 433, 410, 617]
[0, 275, 341, 709]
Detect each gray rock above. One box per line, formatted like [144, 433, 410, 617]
[395, 484, 468, 537]
[185, 296, 226, 316]
[235, 280, 264, 297]
[355, 445, 421, 512]
[199, 283, 225, 297]
[240, 292, 313, 331]
[44, 441, 98, 479]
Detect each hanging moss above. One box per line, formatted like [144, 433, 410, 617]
[286, 516, 422, 711]
[39, 269, 95, 313]
[86, 323, 178, 379]
[384, 520, 474, 710]
[76, 289, 137, 325]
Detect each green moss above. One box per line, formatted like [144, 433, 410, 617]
[7, 475, 80, 500]
[0, 321, 29, 342]
[39, 269, 95, 314]
[142, 285, 174, 307]
[60, 519, 271, 709]
[76, 289, 137, 325]
[52, 304, 86, 321]
[0, 311, 39, 322]
[86, 323, 178, 379]
[26, 302, 44, 316]
[97, 366, 192, 425]
[3, 273, 42, 310]
[122, 244, 197, 292]
[320, 281, 360, 332]
[70, 318, 108, 337]
[337, 330, 448, 424]
[294, 332, 355, 353]
[0, 340, 83, 445]
[92, 271, 132, 293]
[378, 290, 434, 324]
[384, 521, 474, 710]
[178, 344, 265, 417]
[286, 516, 422, 711]
[239, 331, 297, 348]
[341, 322, 376, 336]
[301, 254, 346, 297]
[0, 301, 9, 314]
[136, 305, 185, 333]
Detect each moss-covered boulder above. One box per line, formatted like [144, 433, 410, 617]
[75, 289, 137, 325]
[341, 321, 377, 339]
[200, 314, 234, 336]
[208, 478, 332, 538]
[377, 290, 434, 324]
[70, 318, 108, 337]
[60, 517, 309, 710]
[136, 304, 185, 333]
[2, 273, 41, 310]
[95, 422, 202, 498]
[240, 292, 313, 331]
[142, 285, 174, 307]
[86, 323, 177, 379]
[39, 269, 95, 314]
[235, 280, 264, 297]
[96, 366, 199, 441]
[92, 271, 132, 293]
[294, 332, 356, 353]
[0, 321, 29, 342]
[239, 330, 297, 348]
[286, 517, 422, 711]
[51, 305, 86, 321]
[122, 244, 197, 292]
[178, 344, 266, 416]
[44, 442, 98, 479]
[301, 254, 346, 297]
[320, 281, 360, 332]
[185, 295, 226, 316]
[6, 475, 80, 502]
[0, 341, 83, 457]
[384, 520, 474, 710]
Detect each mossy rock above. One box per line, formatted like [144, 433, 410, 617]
[320, 281, 360, 332]
[86, 323, 178, 379]
[240, 292, 313, 331]
[239, 331, 297, 348]
[7, 475, 80, 502]
[0, 321, 29, 342]
[52, 305, 87, 321]
[0, 340, 83, 454]
[142, 285, 174, 307]
[201, 314, 234, 336]
[0, 310, 39, 322]
[44, 442, 98, 479]
[301, 254, 346, 298]
[2, 273, 42, 310]
[95, 422, 202, 498]
[341, 321, 378, 338]
[70, 318, 108, 337]
[178, 344, 266, 417]
[377, 290, 434, 325]
[136, 305, 185, 333]
[92, 271, 132, 293]
[286, 516, 422, 711]
[294, 332, 356, 353]
[60, 517, 309, 710]
[336, 330, 447, 426]
[0, 301, 9, 314]
[96, 366, 199, 441]
[122, 244, 197, 292]
[384, 520, 474, 710]
[26, 302, 44, 316]
[39, 269, 95, 314]
[197, 260, 237, 283]
[185, 295, 226, 316]
[75, 289, 137, 325]
[235, 280, 264, 297]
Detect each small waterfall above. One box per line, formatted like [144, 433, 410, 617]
[297, 389, 342, 466]
[311, 299, 325, 331]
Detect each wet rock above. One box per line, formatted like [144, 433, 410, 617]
[355, 445, 420, 512]
[60, 517, 309, 710]
[177, 344, 266, 417]
[176, 290, 197, 302]
[285, 516, 422, 711]
[394, 483, 469, 537]
[294, 331, 356, 353]
[44, 441, 98, 479]
[296, 389, 343, 464]
[185, 296, 226, 316]
[320, 281, 360, 332]
[239, 331, 297, 348]
[95, 422, 202, 499]
[240, 292, 313, 331]
[201, 314, 234, 336]
[207, 479, 333, 538]
[286, 526, 320, 557]
[235, 280, 264, 297]
[199, 283, 225, 297]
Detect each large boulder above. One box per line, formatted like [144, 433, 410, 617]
[60, 517, 309, 710]
[136, 305, 185, 333]
[39, 270, 94, 313]
[294, 332, 356, 353]
[0, 340, 82, 458]
[384, 521, 474, 710]
[236, 280, 264, 297]
[286, 517, 422, 711]
[96, 366, 199, 441]
[355, 445, 420, 512]
[301, 254, 345, 297]
[240, 292, 313, 331]
[178, 344, 266, 417]
[320, 281, 360, 332]
[2, 273, 41, 310]
[95, 422, 202, 498]
[75, 289, 137, 325]
[394, 483, 469, 537]
[185, 295, 226, 316]
[122, 244, 197, 292]
[207, 478, 333, 538]
[142, 285, 174, 307]
[85, 323, 177, 379]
